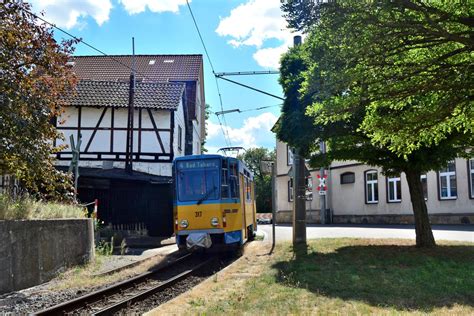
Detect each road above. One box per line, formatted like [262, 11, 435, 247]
[258, 224, 474, 243]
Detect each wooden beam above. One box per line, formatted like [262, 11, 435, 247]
[84, 108, 107, 152]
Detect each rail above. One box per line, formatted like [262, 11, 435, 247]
[33, 252, 213, 315]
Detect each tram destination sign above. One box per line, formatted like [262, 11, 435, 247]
[178, 160, 219, 170]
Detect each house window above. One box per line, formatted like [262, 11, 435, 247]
[365, 170, 378, 204]
[305, 176, 313, 200]
[469, 159, 474, 199]
[438, 161, 457, 199]
[287, 145, 293, 166]
[178, 126, 182, 151]
[387, 176, 402, 203]
[421, 174, 428, 200]
[288, 178, 294, 202]
[341, 172, 355, 184]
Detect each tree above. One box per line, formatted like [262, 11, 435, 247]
[279, 0, 474, 247]
[1, 1, 77, 199]
[238, 147, 276, 213]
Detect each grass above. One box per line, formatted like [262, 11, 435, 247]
[0, 194, 84, 220]
[198, 239, 474, 315]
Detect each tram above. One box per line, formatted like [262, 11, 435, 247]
[173, 154, 257, 250]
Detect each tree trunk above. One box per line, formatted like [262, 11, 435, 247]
[405, 169, 436, 247]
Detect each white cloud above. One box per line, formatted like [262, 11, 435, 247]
[216, 0, 294, 69]
[30, 0, 112, 29]
[118, 0, 188, 15]
[206, 112, 278, 152]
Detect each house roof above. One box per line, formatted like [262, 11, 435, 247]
[69, 55, 203, 82]
[62, 80, 185, 110]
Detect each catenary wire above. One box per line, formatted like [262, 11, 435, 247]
[185, 0, 232, 147]
[21, 8, 148, 78]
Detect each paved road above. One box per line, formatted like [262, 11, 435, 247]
[258, 224, 474, 243]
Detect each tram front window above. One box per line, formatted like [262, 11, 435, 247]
[177, 160, 220, 202]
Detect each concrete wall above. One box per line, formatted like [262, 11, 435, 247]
[0, 219, 94, 294]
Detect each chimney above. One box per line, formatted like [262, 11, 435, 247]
[293, 35, 302, 46]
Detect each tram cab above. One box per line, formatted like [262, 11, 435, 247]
[173, 154, 257, 250]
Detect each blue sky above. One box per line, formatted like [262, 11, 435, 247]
[30, 0, 297, 153]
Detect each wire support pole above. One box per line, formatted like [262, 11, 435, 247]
[217, 76, 284, 101]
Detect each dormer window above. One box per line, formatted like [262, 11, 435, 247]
[149, 60, 156, 65]
[66, 61, 75, 66]
[163, 59, 174, 63]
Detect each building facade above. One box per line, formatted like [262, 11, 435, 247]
[54, 55, 206, 236]
[275, 140, 474, 225]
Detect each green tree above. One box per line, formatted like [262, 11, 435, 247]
[238, 147, 276, 213]
[1, 1, 77, 199]
[278, 0, 474, 247]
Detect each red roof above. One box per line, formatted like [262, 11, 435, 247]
[69, 55, 203, 82]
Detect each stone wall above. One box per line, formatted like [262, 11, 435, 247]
[276, 210, 321, 224]
[0, 219, 94, 294]
[275, 210, 473, 225]
[332, 213, 474, 225]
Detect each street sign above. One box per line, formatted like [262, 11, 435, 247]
[316, 173, 327, 192]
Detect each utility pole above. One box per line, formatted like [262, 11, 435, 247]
[292, 35, 307, 248]
[271, 161, 276, 252]
[319, 141, 327, 224]
[125, 37, 136, 174]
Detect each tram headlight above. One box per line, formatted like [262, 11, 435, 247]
[210, 217, 219, 227]
[180, 219, 189, 228]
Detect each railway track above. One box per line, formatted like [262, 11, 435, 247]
[33, 252, 218, 315]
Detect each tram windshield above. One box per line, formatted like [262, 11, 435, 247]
[176, 159, 220, 202]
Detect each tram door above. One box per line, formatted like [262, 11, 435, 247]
[240, 174, 247, 239]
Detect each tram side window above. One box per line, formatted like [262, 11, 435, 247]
[245, 177, 251, 201]
[221, 160, 229, 198]
[229, 161, 239, 199]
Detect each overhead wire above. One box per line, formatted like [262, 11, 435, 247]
[185, 0, 232, 147]
[21, 8, 148, 78]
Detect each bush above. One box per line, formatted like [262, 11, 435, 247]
[0, 194, 84, 220]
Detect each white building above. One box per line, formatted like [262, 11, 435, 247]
[54, 55, 206, 236]
[274, 140, 474, 225]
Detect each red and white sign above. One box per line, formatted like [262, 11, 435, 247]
[317, 174, 327, 195]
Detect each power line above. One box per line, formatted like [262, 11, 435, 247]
[214, 104, 281, 116]
[21, 8, 146, 78]
[185, 0, 232, 147]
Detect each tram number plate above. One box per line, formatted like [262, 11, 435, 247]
[195, 211, 202, 217]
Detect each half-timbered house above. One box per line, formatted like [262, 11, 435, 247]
[56, 55, 206, 236]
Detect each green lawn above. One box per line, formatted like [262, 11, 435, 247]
[202, 239, 474, 315]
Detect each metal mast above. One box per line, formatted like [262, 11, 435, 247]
[125, 37, 136, 174]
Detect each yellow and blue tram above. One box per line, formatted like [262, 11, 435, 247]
[173, 154, 257, 250]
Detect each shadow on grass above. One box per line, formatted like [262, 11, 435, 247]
[273, 243, 474, 311]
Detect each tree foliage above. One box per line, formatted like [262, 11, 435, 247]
[1, 1, 77, 199]
[238, 147, 276, 213]
[279, 0, 474, 247]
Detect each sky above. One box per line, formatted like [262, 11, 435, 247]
[29, 0, 298, 154]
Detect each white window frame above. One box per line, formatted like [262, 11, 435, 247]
[365, 170, 378, 204]
[420, 174, 428, 200]
[469, 159, 474, 199]
[288, 178, 294, 202]
[287, 145, 294, 166]
[387, 176, 402, 203]
[438, 161, 457, 200]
